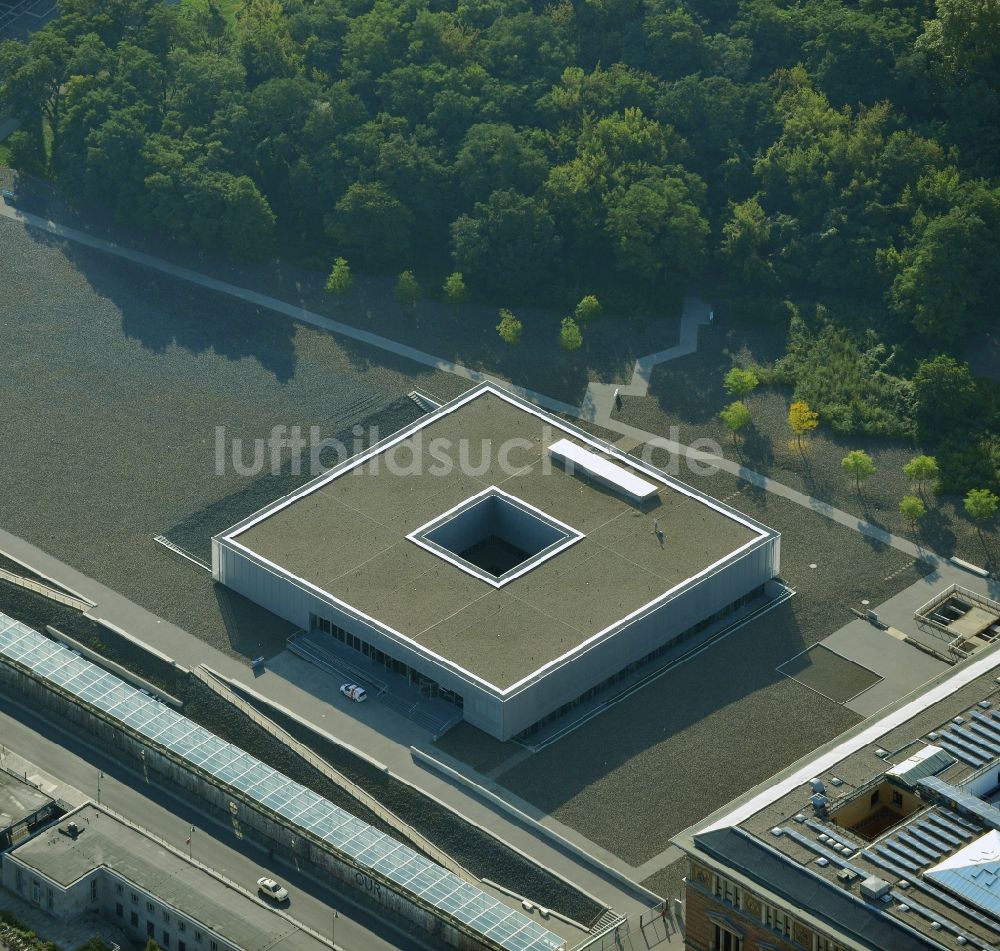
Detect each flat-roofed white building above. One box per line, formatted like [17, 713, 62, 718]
[214, 383, 780, 740]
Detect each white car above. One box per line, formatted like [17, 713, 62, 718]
[340, 683, 368, 702]
[257, 877, 289, 902]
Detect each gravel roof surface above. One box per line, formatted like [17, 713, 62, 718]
[489, 464, 934, 868]
[0, 221, 467, 657]
[236, 390, 762, 687]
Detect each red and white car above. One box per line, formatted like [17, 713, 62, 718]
[340, 683, 368, 703]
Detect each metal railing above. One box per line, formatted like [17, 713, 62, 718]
[0, 567, 93, 612]
[192, 665, 474, 882]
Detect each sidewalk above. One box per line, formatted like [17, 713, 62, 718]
[0, 527, 656, 920]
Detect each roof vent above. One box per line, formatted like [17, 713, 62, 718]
[793, 814, 806, 824]
[809, 778, 826, 794]
[898, 903, 910, 912]
[810, 793, 829, 812]
[860, 876, 891, 901]
[829, 777, 843, 787]
[978, 701, 990, 709]
[874, 748, 890, 758]
[953, 716, 965, 725]
[927, 732, 939, 741]
[816, 858, 829, 867]
[770, 827, 784, 837]
[837, 869, 858, 885]
[957, 936, 968, 945]
[897, 880, 909, 889]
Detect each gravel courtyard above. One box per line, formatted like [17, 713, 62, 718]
[439, 460, 935, 870]
[0, 220, 468, 655]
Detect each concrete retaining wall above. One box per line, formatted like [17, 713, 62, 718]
[0, 658, 528, 951]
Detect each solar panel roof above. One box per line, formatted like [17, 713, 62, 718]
[0, 612, 565, 951]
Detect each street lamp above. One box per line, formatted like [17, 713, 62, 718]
[332, 908, 338, 948]
[97, 770, 103, 805]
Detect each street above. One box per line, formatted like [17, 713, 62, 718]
[0, 695, 435, 951]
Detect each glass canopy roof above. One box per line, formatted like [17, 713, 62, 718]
[0, 613, 565, 951]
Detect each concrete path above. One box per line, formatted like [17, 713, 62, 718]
[0, 701, 425, 951]
[0, 201, 944, 568]
[0, 528, 654, 922]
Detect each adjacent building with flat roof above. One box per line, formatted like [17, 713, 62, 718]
[214, 382, 780, 739]
[2, 802, 331, 951]
[0, 768, 57, 850]
[673, 649, 1000, 951]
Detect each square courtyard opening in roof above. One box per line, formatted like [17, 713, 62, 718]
[213, 383, 781, 739]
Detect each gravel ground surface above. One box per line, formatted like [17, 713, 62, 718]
[0, 220, 470, 657]
[232, 685, 603, 926]
[777, 644, 882, 702]
[3, 168, 682, 407]
[434, 722, 521, 776]
[488, 468, 933, 868]
[641, 859, 688, 907]
[0, 582, 602, 926]
[615, 314, 999, 568]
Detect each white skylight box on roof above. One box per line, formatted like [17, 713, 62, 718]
[547, 438, 658, 503]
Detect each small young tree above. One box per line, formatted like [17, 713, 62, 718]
[324, 257, 353, 297]
[443, 271, 467, 312]
[723, 367, 759, 404]
[964, 488, 999, 539]
[788, 400, 818, 450]
[902, 455, 939, 495]
[496, 308, 523, 344]
[842, 449, 876, 490]
[395, 270, 421, 310]
[719, 400, 752, 449]
[574, 294, 602, 324]
[559, 316, 583, 351]
[900, 494, 927, 528]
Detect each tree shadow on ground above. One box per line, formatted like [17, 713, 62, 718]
[918, 507, 956, 558]
[31, 231, 302, 383]
[739, 424, 774, 473]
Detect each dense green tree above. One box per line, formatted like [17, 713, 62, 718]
[842, 449, 877, 489]
[496, 308, 523, 344]
[720, 400, 752, 448]
[723, 367, 759, 404]
[574, 295, 601, 324]
[395, 269, 421, 309]
[903, 455, 940, 494]
[325, 257, 353, 297]
[900, 494, 927, 527]
[559, 316, 583, 351]
[329, 183, 413, 268]
[451, 189, 560, 296]
[455, 123, 549, 203]
[912, 355, 979, 444]
[604, 173, 708, 282]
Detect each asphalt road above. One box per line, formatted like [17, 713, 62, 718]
[0, 696, 435, 951]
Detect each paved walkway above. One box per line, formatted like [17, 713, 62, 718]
[0, 201, 953, 567]
[0, 528, 656, 921]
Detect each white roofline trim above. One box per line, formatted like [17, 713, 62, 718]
[700, 646, 1000, 834]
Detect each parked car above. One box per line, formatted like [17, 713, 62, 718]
[257, 877, 289, 902]
[1, 189, 15, 204]
[340, 683, 368, 702]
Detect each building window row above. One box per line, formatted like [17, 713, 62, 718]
[311, 613, 464, 707]
[707, 872, 846, 951]
[712, 874, 743, 911]
[516, 585, 766, 739]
